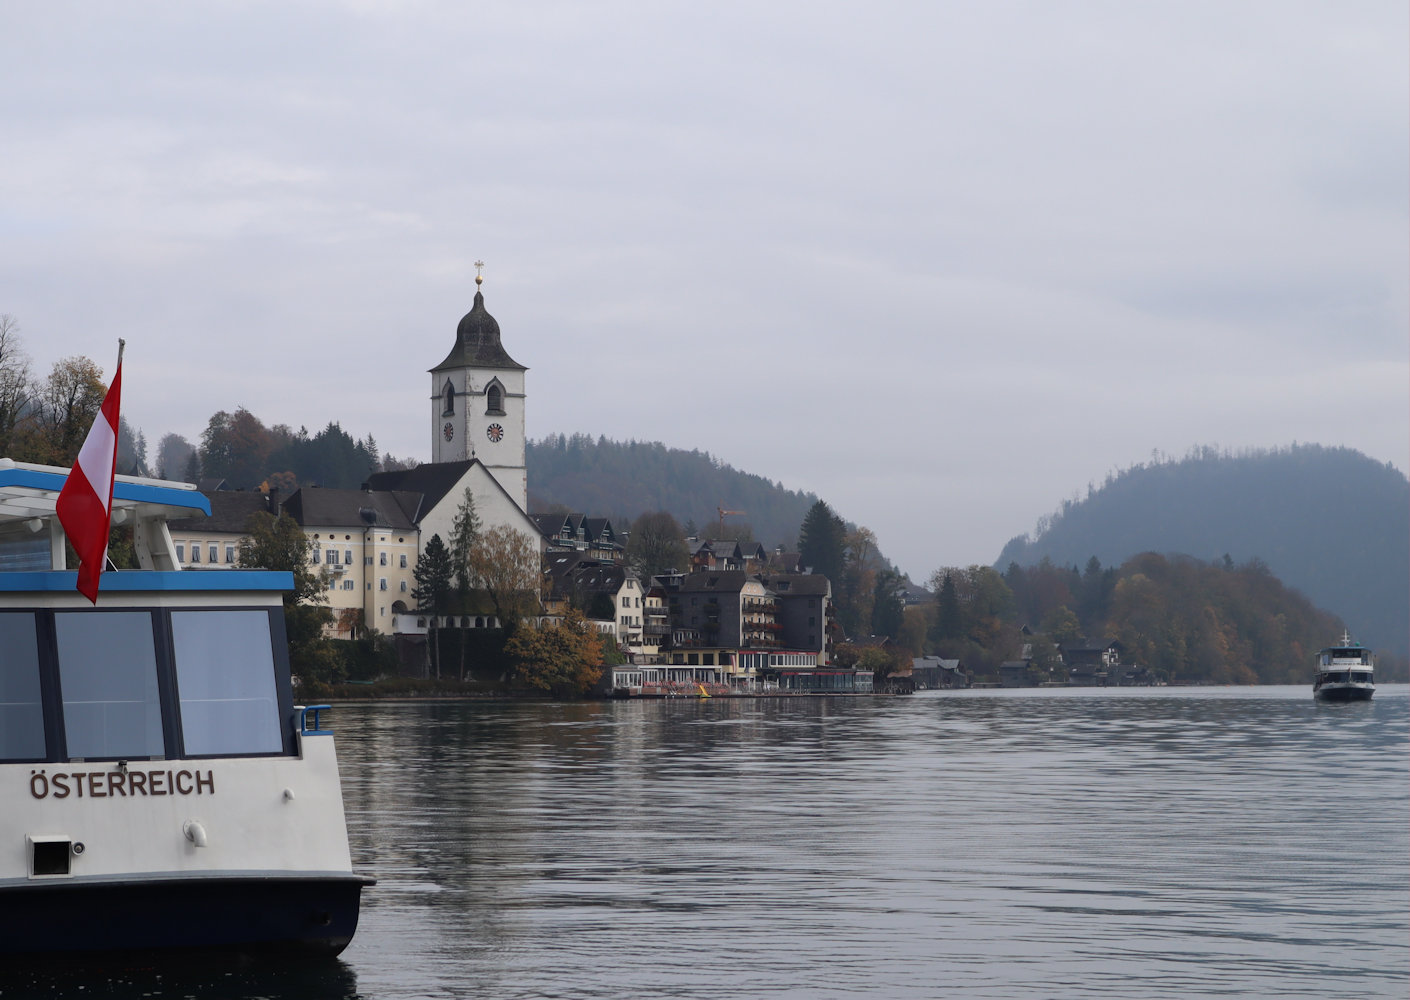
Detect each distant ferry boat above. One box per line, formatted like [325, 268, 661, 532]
[0, 460, 371, 957]
[1312, 631, 1375, 702]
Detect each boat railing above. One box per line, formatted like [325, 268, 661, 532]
[299, 704, 335, 736]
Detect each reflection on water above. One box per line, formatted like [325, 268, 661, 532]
[3, 688, 1405, 999]
[0, 954, 360, 998]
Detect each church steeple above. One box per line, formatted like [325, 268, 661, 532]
[429, 264, 528, 511]
[431, 272, 525, 374]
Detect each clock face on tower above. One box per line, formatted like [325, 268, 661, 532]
[443, 422, 454, 441]
[486, 423, 504, 443]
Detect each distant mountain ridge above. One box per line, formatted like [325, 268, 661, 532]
[526, 434, 821, 551]
[995, 445, 1409, 656]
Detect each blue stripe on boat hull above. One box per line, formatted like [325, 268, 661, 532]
[0, 874, 371, 958]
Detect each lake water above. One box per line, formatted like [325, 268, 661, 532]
[3, 687, 1406, 999]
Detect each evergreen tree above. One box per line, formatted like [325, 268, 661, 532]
[448, 488, 482, 681]
[798, 500, 846, 584]
[412, 534, 455, 679]
[871, 568, 906, 639]
[932, 571, 962, 642]
[448, 487, 482, 594]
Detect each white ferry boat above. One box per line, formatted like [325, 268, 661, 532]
[1312, 631, 1375, 702]
[0, 459, 371, 957]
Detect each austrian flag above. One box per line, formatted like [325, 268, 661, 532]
[56, 342, 124, 603]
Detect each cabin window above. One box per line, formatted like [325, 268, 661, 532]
[56, 611, 164, 760]
[171, 611, 282, 756]
[0, 613, 45, 761]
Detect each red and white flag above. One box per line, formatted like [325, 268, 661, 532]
[56, 342, 124, 603]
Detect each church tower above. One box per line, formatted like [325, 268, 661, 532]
[430, 270, 528, 511]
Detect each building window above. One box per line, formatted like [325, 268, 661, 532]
[190, 545, 200, 563]
[442, 380, 455, 416]
[225, 545, 235, 564]
[379, 552, 387, 566]
[379, 578, 388, 591]
[345, 550, 353, 565]
[175, 543, 185, 563]
[400, 581, 407, 592]
[312, 549, 320, 564]
[399, 554, 407, 568]
[342, 579, 354, 591]
[208, 544, 217, 564]
[326, 550, 338, 565]
[486, 381, 504, 415]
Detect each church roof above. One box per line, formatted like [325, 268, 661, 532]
[365, 460, 477, 518]
[431, 288, 526, 373]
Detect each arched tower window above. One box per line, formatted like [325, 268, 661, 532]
[485, 380, 505, 415]
[442, 380, 455, 416]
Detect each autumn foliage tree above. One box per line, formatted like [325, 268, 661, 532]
[505, 606, 604, 698]
[466, 525, 543, 633]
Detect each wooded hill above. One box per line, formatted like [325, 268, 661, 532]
[996, 445, 1409, 657]
[526, 434, 823, 551]
[990, 553, 1382, 684]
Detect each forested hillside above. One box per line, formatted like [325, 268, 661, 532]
[526, 434, 821, 550]
[996, 445, 1409, 656]
[998, 553, 1360, 684]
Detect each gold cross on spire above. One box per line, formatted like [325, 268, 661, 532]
[474, 260, 485, 286]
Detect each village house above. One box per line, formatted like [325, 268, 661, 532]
[1061, 638, 1125, 686]
[533, 513, 625, 562]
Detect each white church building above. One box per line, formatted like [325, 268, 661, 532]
[168, 274, 544, 636]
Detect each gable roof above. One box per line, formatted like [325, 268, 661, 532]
[365, 460, 478, 520]
[281, 487, 419, 531]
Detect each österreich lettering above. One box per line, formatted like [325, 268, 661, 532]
[29, 768, 215, 800]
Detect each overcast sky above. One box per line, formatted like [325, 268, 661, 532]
[3, 1, 1405, 581]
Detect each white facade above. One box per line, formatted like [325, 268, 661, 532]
[428, 283, 528, 512]
[430, 365, 527, 510]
